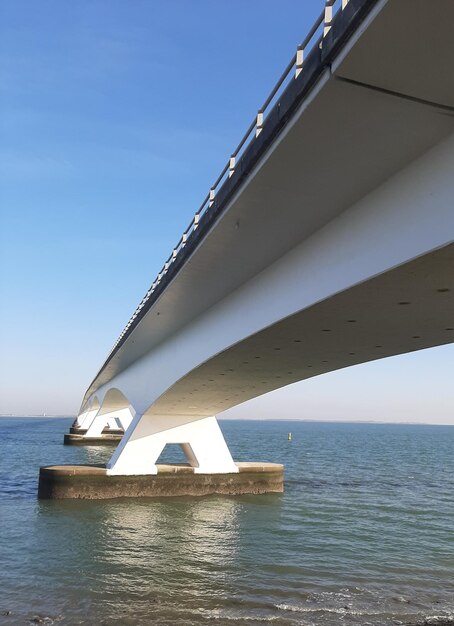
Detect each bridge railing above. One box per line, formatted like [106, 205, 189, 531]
[110, 0, 350, 354]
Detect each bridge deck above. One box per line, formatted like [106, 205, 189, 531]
[83, 0, 454, 407]
[69, 0, 454, 481]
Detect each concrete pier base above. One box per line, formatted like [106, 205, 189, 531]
[63, 433, 123, 446]
[38, 462, 284, 499]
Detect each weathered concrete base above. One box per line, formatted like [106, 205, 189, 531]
[38, 462, 284, 499]
[63, 433, 123, 446]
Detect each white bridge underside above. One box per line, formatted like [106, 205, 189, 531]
[77, 0, 454, 475]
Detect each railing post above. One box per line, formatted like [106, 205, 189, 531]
[209, 188, 215, 207]
[194, 213, 200, 229]
[295, 46, 304, 78]
[323, 0, 335, 36]
[229, 156, 236, 178]
[256, 111, 264, 137]
[342, 0, 349, 9]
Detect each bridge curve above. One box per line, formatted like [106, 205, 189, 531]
[75, 0, 454, 475]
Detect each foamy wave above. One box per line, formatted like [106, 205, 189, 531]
[422, 615, 454, 626]
[206, 617, 279, 623]
[275, 603, 384, 617]
[197, 607, 280, 622]
[320, 590, 352, 599]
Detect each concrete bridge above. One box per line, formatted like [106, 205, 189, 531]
[70, 0, 454, 479]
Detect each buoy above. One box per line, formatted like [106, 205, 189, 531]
[288, 432, 292, 441]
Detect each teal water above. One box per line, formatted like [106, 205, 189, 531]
[0, 418, 453, 626]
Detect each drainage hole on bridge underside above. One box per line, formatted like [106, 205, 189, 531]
[187, 324, 452, 392]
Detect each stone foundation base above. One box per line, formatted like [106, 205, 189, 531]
[38, 462, 284, 499]
[63, 433, 123, 446]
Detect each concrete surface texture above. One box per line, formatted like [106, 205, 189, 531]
[38, 463, 284, 500]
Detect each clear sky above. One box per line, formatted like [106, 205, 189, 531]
[1, 1, 453, 423]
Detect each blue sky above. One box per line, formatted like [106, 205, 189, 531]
[1, 0, 453, 423]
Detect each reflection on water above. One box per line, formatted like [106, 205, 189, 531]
[0, 418, 453, 625]
[94, 496, 242, 582]
[33, 496, 247, 625]
[83, 444, 114, 466]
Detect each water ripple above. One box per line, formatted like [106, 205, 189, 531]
[0, 418, 453, 625]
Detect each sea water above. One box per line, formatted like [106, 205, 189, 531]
[0, 418, 453, 625]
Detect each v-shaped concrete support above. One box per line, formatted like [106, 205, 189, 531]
[76, 406, 99, 430]
[106, 414, 238, 476]
[84, 407, 133, 437]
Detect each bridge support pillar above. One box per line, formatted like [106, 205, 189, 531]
[106, 414, 239, 476]
[73, 410, 89, 428]
[84, 407, 132, 438]
[64, 408, 132, 445]
[76, 407, 99, 430]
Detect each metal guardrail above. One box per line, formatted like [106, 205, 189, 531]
[109, 0, 350, 355]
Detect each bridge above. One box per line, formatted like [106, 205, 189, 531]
[40, 0, 454, 496]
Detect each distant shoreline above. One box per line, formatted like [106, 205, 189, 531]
[1, 415, 453, 426]
[0, 414, 73, 419]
